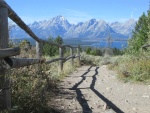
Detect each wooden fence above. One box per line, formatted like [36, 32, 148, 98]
[0, 0, 81, 110]
[142, 44, 150, 49]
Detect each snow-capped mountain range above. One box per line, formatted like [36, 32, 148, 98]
[10, 15, 136, 39]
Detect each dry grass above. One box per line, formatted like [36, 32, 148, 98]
[107, 53, 150, 83]
[81, 52, 102, 66]
[4, 47, 79, 113]
[81, 52, 150, 83]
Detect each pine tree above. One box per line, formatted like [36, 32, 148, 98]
[43, 36, 64, 56]
[147, 10, 150, 43]
[55, 36, 63, 45]
[127, 12, 149, 53]
[86, 47, 92, 54]
[43, 36, 57, 56]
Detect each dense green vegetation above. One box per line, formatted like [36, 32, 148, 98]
[85, 47, 122, 56]
[126, 11, 150, 54]
[43, 36, 63, 56]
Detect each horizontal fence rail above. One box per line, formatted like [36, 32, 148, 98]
[142, 44, 150, 49]
[0, 0, 81, 110]
[0, 47, 20, 58]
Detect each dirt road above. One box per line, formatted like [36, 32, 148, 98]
[51, 65, 150, 113]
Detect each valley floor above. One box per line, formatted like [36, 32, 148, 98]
[49, 65, 150, 113]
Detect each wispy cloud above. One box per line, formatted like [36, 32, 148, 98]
[63, 9, 93, 24]
[131, 8, 137, 19]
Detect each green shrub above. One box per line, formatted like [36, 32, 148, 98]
[110, 54, 150, 82]
[43, 36, 64, 57]
[86, 47, 92, 54]
[86, 47, 102, 56]
[5, 42, 77, 113]
[112, 47, 123, 55]
[11, 64, 50, 113]
[81, 52, 102, 65]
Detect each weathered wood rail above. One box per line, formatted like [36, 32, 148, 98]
[142, 44, 150, 49]
[0, 0, 81, 110]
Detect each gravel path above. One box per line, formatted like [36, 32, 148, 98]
[52, 65, 150, 113]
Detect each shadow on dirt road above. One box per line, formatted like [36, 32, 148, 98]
[70, 66, 124, 113]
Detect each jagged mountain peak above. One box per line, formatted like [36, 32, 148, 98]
[89, 18, 96, 22]
[31, 21, 39, 26]
[51, 15, 66, 22]
[84, 18, 97, 26]
[109, 18, 136, 35]
[125, 18, 136, 23]
[10, 15, 136, 39]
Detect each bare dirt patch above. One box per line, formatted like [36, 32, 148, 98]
[50, 65, 150, 113]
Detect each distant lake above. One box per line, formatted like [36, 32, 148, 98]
[64, 38, 128, 49]
[91, 41, 128, 49]
[11, 38, 128, 49]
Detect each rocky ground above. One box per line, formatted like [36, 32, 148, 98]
[49, 65, 150, 113]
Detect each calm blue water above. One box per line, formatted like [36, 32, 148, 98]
[12, 38, 128, 49]
[91, 41, 128, 49]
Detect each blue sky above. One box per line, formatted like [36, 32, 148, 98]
[5, 0, 150, 24]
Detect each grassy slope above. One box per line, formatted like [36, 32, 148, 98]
[81, 52, 150, 83]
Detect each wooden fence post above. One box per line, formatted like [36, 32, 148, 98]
[36, 41, 43, 58]
[70, 47, 74, 67]
[59, 47, 64, 71]
[0, 4, 11, 110]
[77, 46, 81, 67]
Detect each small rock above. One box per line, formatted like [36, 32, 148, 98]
[125, 100, 128, 103]
[91, 107, 94, 109]
[104, 103, 110, 110]
[106, 87, 112, 91]
[68, 81, 72, 84]
[97, 105, 101, 108]
[142, 95, 149, 98]
[129, 92, 132, 95]
[61, 106, 64, 109]
[106, 87, 110, 90]
[132, 107, 138, 111]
